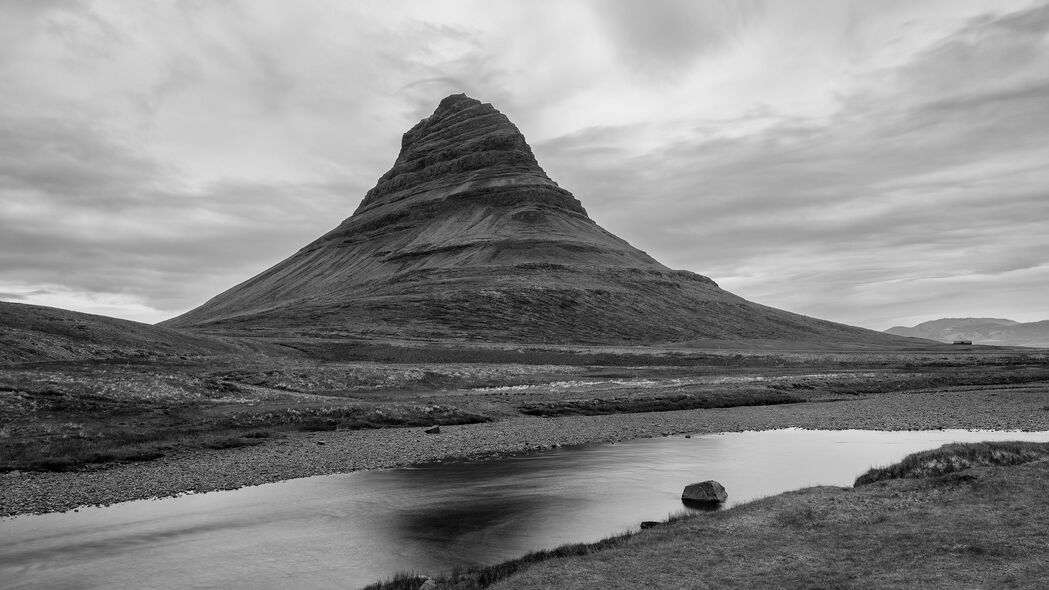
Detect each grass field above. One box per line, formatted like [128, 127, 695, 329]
[365, 442, 1049, 590]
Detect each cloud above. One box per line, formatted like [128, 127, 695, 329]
[0, 115, 163, 203]
[536, 2, 1049, 328]
[0, 0, 405, 321]
[0, 283, 164, 324]
[0, 109, 363, 321]
[2, 0, 1047, 330]
[589, 0, 767, 76]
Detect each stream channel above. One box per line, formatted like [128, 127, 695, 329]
[4, 428, 1049, 589]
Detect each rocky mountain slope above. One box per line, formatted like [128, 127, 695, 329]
[886, 318, 1049, 348]
[164, 94, 916, 347]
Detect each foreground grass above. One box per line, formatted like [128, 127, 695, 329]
[855, 440, 1049, 485]
[362, 531, 642, 590]
[369, 442, 1049, 590]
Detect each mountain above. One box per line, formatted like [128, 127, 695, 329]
[164, 94, 915, 347]
[0, 301, 240, 364]
[886, 318, 1049, 348]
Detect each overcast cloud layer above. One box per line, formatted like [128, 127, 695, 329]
[2, 0, 1047, 330]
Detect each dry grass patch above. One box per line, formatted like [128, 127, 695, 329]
[854, 441, 1049, 485]
[366, 443, 1049, 590]
[517, 389, 800, 416]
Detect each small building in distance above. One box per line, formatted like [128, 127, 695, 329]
[952, 340, 973, 345]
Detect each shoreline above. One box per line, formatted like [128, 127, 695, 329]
[4, 385, 1049, 518]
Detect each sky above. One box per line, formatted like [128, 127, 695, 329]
[2, 0, 1048, 330]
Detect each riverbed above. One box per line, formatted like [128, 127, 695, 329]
[6, 383, 1049, 518]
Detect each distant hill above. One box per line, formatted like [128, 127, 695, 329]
[163, 93, 917, 348]
[0, 301, 242, 363]
[885, 318, 1049, 348]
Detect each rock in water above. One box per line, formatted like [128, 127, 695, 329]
[163, 94, 917, 348]
[682, 480, 728, 503]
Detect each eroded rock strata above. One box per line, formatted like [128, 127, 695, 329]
[165, 94, 910, 346]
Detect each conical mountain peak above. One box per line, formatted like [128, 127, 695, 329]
[354, 93, 582, 217]
[165, 95, 909, 348]
[429, 93, 485, 122]
[401, 94, 516, 156]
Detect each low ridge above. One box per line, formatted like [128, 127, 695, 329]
[887, 317, 1049, 348]
[164, 94, 915, 346]
[0, 301, 238, 363]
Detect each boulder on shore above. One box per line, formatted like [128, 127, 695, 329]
[424, 425, 441, 434]
[682, 480, 727, 503]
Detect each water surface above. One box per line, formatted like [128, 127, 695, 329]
[3, 429, 1048, 589]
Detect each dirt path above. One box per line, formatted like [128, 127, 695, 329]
[3, 384, 1048, 518]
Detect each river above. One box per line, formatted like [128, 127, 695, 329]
[3, 428, 1049, 589]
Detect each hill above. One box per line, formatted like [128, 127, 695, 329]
[0, 301, 240, 363]
[886, 317, 1049, 348]
[163, 94, 916, 348]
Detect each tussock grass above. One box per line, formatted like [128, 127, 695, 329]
[774, 504, 826, 529]
[2, 434, 170, 472]
[518, 390, 800, 417]
[1, 398, 490, 472]
[855, 441, 1049, 486]
[244, 404, 491, 433]
[363, 530, 638, 590]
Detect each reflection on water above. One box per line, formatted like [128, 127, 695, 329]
[3, 429, 1049, 589]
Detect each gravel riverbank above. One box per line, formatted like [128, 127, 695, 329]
[4, 384, 1048, 518]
